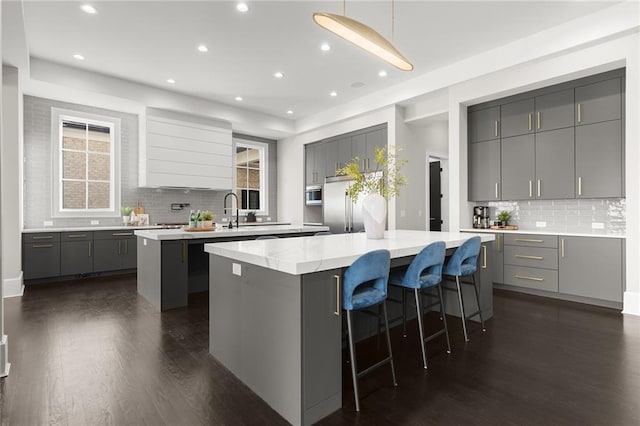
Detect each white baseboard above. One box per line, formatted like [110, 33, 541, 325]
[3, 272, 24, 298]
[622, 290, 640, 316]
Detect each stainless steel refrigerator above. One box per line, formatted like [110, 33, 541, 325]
[323, 175, 364, 234]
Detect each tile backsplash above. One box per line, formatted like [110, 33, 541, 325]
[486, 198, 626, 235]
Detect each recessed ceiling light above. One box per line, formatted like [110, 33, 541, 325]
[197, 44, 208, 53]
[73, 54, 85, 61]
[329, 91, 337, 97]
[166, 78, 176, 84]
[235, 96, 243, 101]
[287, 110, 293, 115]
[236, 2, 249, 12]
[320, 43, 331, 52]
[80, 4, 97, 14]
[274, 71, 284, 79]
[378, 70, 387, 77]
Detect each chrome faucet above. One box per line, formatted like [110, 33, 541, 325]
[223, 192, 239, 229]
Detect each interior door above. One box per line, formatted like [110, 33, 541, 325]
[429, 161, 442, 231]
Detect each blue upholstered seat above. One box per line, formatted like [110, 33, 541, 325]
[388, 241, 450, 369]
[443, 236, 485, 342]
[342, 249, 396, 411]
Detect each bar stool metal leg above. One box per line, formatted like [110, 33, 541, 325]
[402, 289, 407, 337]
[437, 284, 452, 354]
[455, 276, 469, 342]
[414, 288, 428, 369]
[346, 310, 361, 411]
[471, 273, 486, 332]
[382, 302, 398, 386]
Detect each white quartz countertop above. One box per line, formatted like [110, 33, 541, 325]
[460, 228, 626, 239]
[204, 230, 495, 275]
[23, 225, 161, 233]
[135, 224, 328, 241]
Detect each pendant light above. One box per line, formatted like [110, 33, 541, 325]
[313, 0, 413, 71]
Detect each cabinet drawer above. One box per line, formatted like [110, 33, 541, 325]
[23, 242, 61, 280]
[504, 246, 558, 270]
[23, 232, 60, 243]
[93, 230, 136, 240]
[503, 265, 558, 292]
[61, 231, 93, 241]
[504, 234, 558, 248]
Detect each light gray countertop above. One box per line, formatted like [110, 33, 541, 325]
[135, 224, 328, 241]
[460, 228, 626, 239]
[23, 225, 162, 233]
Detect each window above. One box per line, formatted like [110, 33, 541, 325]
[52, 108, 121, 217]
[234, 139, 268, 214]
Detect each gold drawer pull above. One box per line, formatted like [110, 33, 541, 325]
[32, 235, 53, 240]
[515, 254, 544, 260]
[333, 275, 341, 316]
[33, 244, 53, 248]
[112, 232, 133, 236]
[515, 275, 544, 282]
[515, 238, 544, 243]
[67, 234, 86, 238]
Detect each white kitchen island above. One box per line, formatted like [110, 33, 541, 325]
[205, 230, 495, 426]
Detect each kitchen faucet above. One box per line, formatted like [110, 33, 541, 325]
[223, 192, 239, 229]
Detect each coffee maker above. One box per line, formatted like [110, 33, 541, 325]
[473, 206, 491, 229]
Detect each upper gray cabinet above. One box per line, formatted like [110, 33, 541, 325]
[501, 134, 535, 200]
[305, 143, 324, 186]
[469, 139, 501, 201]
[469, 106, 500, 143]
[575, 78, 622, 126]
[364, 128, 386, 171]
[535, 88, 575, 132]
[535, 127, 575, 199]
[575, 120, 623, 198]
[501, 98, 534, 138]
[323, 140, 339, 179]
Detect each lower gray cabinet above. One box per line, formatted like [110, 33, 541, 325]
[558, 236, 623, 303]
[161, 241, 189, 310]
[491, 234, 504, 284]
[93, 230, 137, 272]
[60, 232, 93, 275]
[23, 233, 60, 280]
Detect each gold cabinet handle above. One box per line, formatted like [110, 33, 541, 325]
[88, 241, 92, 257]
[494, 120, 499, 137]
[67, 234, 86, 238]
[515, 254, 544, 260]
[561, 238, 565, 258]
[33, 244, 53, 248]
[528, 113, 532, 131]
[515, 238, 544, 243]
[578, 177, 582, 196]
[529, 180, 533, 198]
[33, 235, 53, 240]
[482, 245, 487, 269]
[495, 182, 499, 199]
[537, 179, 541, 197]
[515, 275, 544, 282]
[577, 103, 582, 123]
[181, 242, 187, 263]
[112, 232, 133, 236]
[497, 234, 503, 252]
[333, 274, 341, 316]
[537, 111, 541, 130]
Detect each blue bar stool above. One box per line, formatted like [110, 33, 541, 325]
[442, 236, 485, 342]
[389, 241, 451, 369]
[343, 249, 397, 411]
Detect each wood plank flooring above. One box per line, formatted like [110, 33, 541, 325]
[1, 274, 638, 425]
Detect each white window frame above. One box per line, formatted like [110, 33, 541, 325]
[233, 138, 268, 216]
[51, 108, 121, 218]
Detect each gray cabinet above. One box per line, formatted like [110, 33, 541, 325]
[161, 241, 189, 310]
[558, 237, 622, 302]
[364, 128, 385, 171]
[535, 88, 574, 132]
[491, 234, 504, 284]
[575, 77, 622, 126]
[23, 233, 60, 280]
[575, 120, 623, 198]
[337, 137, 352, 171]
[350, 133, 366, 170]
[469, 139, 501, 201]
[305, 144, 323, 185]
[469, 106, 500, 142]
[93, 230, 137, 272]
[60, 232, 93, 275]
[502, 234, 559, 292]
[501, 134, 535, 200]
[501, 98, 534, 138]
[535, 127, 575, 199]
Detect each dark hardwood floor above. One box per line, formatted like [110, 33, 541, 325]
[1, 274, 638, 425]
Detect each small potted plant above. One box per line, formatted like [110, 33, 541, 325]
[246, 211, 257, 223]
[497, 210, 511, 227]
[120, 206, 133, 225]
[201, 210, 215, 228]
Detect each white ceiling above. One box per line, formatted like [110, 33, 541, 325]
[22, 1, 618, 121]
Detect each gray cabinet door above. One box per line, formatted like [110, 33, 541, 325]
[337, 136, 352, 170]
[491, 234, 504, 284]
[161, 241, 189, 310]
[479, 242, 493, 290]
[575, 120, 623, 198]
[93, 239, 122, 272]
[302, 269, 342, 415]
[365, 128, 385, 171]
[558, 237, 622, 302]
[535, 127, 575, 199]
[61, 241, 93, 275]
[535, 88, 574, 132]
[575, 77, 622, 126]
[501, 98, 534, 138]
[314, 143, 326, 185]
[350, 133, 366, 170]
[501, 134, 535, 200]
[305, 144, 316, 185]
[23, 242, 60, 280]
[121, 237, 137, 269]
[469, 106, 500, 142]
[469, 139, 501, 201]
[323, 140, 339, 178]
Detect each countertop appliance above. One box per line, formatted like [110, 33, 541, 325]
[473, 206, 491, 229]
[305, 185, 323, 206]
[323, 175, 364, 234]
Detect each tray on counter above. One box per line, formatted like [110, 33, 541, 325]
[183, 226, 215, 232]
[490, 225, 519, 230]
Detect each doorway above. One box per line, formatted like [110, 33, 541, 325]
[429, 161, 442, 231]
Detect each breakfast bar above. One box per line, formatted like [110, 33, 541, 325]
[205, 230, 495, 425]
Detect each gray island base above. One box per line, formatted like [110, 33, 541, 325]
[205, 230, 495, 425]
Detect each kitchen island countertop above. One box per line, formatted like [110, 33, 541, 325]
[135, 224, 327, 241]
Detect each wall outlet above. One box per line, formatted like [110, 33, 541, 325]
[536, 221, 547, 228]
[221, 217, 228, 222]
[232, 263, 241, 276]
[592, 222, 605, 229]
[418, 210, 422, 217]
[43, 220, 53, 227]
[400, 210, 406, 218]
[266, 217, 271, 221]
[90, 220, 99, 225]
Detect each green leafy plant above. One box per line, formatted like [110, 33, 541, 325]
[201, 210, 215, 221]
[120, 206, 133, 216]
[497, 210, 511, 223]
[337, 145, 408, 203]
